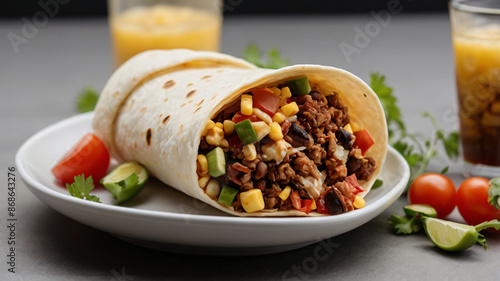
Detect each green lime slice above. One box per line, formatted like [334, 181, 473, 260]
[422, 217, 479, 251]
[404, 204, 437, 218]
[101, 161, 149, 204]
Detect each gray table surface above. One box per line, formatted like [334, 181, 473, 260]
[1, 11, 500, 281]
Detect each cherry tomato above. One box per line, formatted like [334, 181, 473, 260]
[408, 173, 457, 218]
[52, 133, 110, 184]
[457, 177, 500, 226]
[252, 88, 280, 116]
[315, 195, 330, 214]
[353, 129, 375, 155]
[298, 199, 314, 214]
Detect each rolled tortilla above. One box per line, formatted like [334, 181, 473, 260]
[93, 49, 387, 216]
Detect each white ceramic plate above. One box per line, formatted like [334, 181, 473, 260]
[16, 112, 409, 256]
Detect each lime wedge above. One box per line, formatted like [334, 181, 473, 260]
[422, 217, 479, 251]
[404, 204, 437, 218]
[101, 162, 149, 204]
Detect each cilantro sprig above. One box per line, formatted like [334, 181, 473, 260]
[243, 44, 289, 69]
[65, 174, 101, 203]
[370, 73, 458, 187]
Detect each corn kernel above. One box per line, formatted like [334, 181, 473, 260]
[310, 199, 317, 210]
[280, 86, 292, 105]
[344, 123, 353, 135]
[201, 120, 215, 137]
[206, 127, 224, 146]
[242, 143, 257, 161]
[279, 186, 292, 201]
[269, 122, 283, 141]
[353, 195, 366, 209]
[270, 87, 281, 96]
[241, 94, 253, 116]
[215, 122, 224, 130]
[272, 111, 287, 123]
[205, 179, 221, 199]
[350, 121, 361, 132]
[253, 107, 272, 124]
[198, 175, 210, 189]
[252, 121, 270, 141]
[197, 154, 208, 175]
[220, 139, 229, 148]
[240, 189, 265, 213]
[281, 102, 299, 116]
[223, 120, 235, 135]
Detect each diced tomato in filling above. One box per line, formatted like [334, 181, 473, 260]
[228, 135, 242, 149]
[290, 190, 302, 210]
[315, 195, 330, 215]
[344, 174, 364, 195]
[298, 199, 314, 214]
[232, 111, 259, 123]
[353, 129, 374, 155]
[252, 88, 281, 116]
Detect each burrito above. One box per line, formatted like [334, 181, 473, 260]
[92, 49, 387, 216]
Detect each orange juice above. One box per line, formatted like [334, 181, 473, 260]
[110, 4, 222, 67]
[453, 25, 500, 166]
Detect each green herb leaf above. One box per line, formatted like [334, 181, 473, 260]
[372, 179, 383, 189]
[243, 44, 289, 69]
[65, 174, 101, 203]
[370, 73, 406, 140]
[388, 214, 421, 235]
[440, 166, 449, 175]
[488, 178, 500, 210]
[76, 86, 99, 113]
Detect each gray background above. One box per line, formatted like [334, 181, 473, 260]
[1, 5, 499, 281]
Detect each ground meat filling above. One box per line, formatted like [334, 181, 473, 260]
[198, 85, 376, 214]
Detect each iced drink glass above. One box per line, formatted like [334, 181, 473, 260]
[108, 0, 222, 68]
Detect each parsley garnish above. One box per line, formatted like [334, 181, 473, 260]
[65, 174, 101, 203]
[488, 177, 500, 210]
[76, 86, 99, 113]
[388, 214, 422, 235]
[243, 44, 289, 69]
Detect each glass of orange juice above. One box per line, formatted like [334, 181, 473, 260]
[450, 0, 500, 177]
[108, 0, 222, 68]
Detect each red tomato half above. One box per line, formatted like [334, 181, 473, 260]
[52, 133, 110, 185]
[353, 129, 375, 155]
[457, 177, 500, 226]
[408, 173, 457, 218]
[252, 88, 281, 116]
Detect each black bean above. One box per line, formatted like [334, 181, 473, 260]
[287, 123, 311, 147]
[324, 188, 344, 215]
[335, 128, 354, 150]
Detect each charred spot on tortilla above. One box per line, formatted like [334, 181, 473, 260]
[186, 90, 197, 98]
[179, 124, 183, 133]
[163, 115, 170, 124]
[140, 107, 147, 112]
[163, 98, 168, 103]
[113, 91, 119, 98]
[133, 142, 137, 149]
[194, 106, 202, 113]
[181, 103, 187, 107]
[146, 128, 152, 146]
[196, 99, 205, 107]
[187, 83, 194, 87]
[202, 75, 212, 80]
[163, 80, 175, 89]
[364, 94, 367, 98]
[210, 95, 218, 101]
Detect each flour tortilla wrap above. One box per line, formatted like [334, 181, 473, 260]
[92, 49, 387, 217]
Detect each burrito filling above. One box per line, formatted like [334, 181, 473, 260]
[197, 76, 376, 215]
